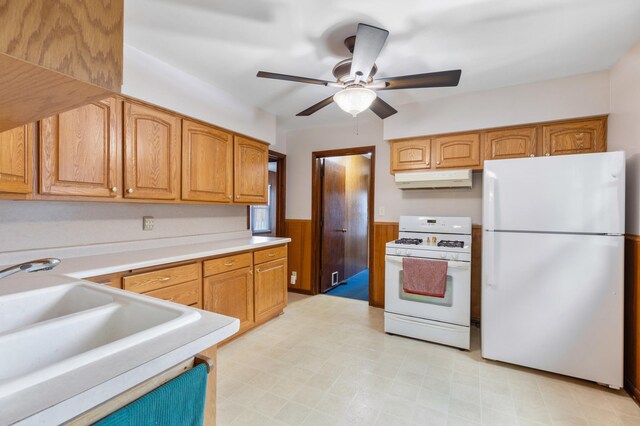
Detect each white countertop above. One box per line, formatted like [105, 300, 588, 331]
[0, 232, 290, 425]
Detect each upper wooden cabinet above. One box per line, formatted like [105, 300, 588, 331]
[0, 0, 123, 132]
[234, 136, 269, 204]
[182, 120, 233, 203]
[390, 138, 431, 173]
[123, 101, 181, 200]
[0, 124, 33, 194]
[484, 127, 537, 161]
[542, 118, 606, 157]
[433, 133, 481, 169]
[40, 98, 121, 197]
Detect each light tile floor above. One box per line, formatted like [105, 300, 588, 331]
[217, 293, 640, 426]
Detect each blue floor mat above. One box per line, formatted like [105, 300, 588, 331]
[326, 269, 369, 301]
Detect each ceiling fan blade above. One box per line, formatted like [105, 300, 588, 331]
[296, 96, 335, 116]
[350, 23, 389, 81]
[369, 97, 397, 119]
[377, 70, 462, 90]
[257, 71, 332, 86]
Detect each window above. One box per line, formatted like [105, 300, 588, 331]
[250, 185, 271, 233]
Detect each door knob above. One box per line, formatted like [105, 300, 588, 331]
[338, 228, 347, 233]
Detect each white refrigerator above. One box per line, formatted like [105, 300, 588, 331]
[482, 151, 625, 388]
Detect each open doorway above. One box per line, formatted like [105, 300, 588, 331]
[311, 147, 375, 302]
[250, 151, 286, 237]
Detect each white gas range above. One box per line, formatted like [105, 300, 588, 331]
[384, 216, 471, 350]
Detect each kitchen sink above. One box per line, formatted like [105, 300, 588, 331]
[0, 281, 200, 398]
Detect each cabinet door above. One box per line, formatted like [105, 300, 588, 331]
[234, 136, 268, 204]
[484, 127, 537, 161]
[254, 258, 287, 323]
[182, 120, 233, 202]
[433, 133, 481, 169]
[204, 267, 254, 332]
[40, 97, 120, 197]
[124, 101, 181, 200]
[390, 138, 431, 172]
[542, 118, 606, 157]
[0, 124, 33, 194]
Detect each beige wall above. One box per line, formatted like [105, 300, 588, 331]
[609, 41, 640, 235]
[0, 201, 247, 253]
[285, 72, 611, 225]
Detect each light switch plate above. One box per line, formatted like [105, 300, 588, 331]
[143, 216, 154, 231]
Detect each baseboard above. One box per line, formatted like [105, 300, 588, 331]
[287, 287, 314, 295]
[625, 377, 640, 405]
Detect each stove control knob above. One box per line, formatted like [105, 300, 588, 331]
[440, 253, 447, 259]
[405, 250, 411, 257]
[395, 248, 401, 255]
[452, 254, 459, 261]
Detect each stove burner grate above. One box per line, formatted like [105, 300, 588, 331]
[437, 240, 464, 248]
[394, 238, 423, 245]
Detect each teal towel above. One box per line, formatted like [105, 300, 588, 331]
[94, 363, 208, 426]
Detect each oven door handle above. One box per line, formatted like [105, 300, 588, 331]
[385, 255, 470, 270]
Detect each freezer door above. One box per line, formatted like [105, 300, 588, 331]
[483, 151, 625, 234]
[481, 231, 623, 387]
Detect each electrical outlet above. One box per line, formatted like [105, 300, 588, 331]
[142, 216, 154, 231]
[290, 271, 297, 285]
[379, 206, 386, 216]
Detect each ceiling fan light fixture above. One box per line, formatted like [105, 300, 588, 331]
[333, 86, 376, 117]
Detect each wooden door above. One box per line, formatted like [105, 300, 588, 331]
[484, 127, 537, 161]
[124, 101, 181, 200]
[542, 118, 606, 156]
[254, 258, 287, 322]
[234, 136, 268, 204]
[40, 97, 120, 197]
[390, 138, 431, 172]
[203, 267, 254, 333]
[182, 119, 233, 202]
[0, 124, 33, 194]
[321, 158, 346, 293]
[433, 133, 481, 169]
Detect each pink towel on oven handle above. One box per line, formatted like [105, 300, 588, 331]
[402, 257, 448, 298]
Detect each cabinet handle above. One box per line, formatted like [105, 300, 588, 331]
[256, 268, 261, 273]
[236, 195, 240, 199]
[158, 276, 171, 282]
[224, 262, 234, 266]
[268, 253, 276, 257]
[436, 161, 441, 165]
[166, 296, 175, 302]
[545, 153, 550, 156]
[529, 154, 535, 158]
[111, 186, 118, 193]
[426, 162, 430, 166]
[127, 188, 134, 194]
[227, 195, 232, 199]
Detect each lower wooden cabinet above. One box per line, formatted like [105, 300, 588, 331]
[0, 124, 33, 194]
[204, 267, 255, 333]
[254, 258, 287, 323]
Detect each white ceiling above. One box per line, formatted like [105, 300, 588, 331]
[125, 0, 640, 131]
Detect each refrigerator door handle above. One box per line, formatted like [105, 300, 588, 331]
[485, 230, 496, 290]
[485, 172, 497, 230]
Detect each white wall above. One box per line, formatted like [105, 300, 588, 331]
[0, 201, 247, 253]
[285, 71, 612, 224]
[385, 71, 611, 140]
[123, 45, 277, 143]
[609, 41, 640, 235]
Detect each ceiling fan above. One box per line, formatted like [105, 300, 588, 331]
[256, 23, 462, 119]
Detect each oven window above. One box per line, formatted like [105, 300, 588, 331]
[398, 271, 454, 307]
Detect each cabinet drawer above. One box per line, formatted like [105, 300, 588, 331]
[144, 280, 201, 306]
[204, 253, 252, 276]
[254, 245, 287, 264]
[123, 263, 200, 293]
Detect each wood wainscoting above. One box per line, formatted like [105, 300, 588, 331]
[285, 219, 313, 294]
[625, 234, 640, 402]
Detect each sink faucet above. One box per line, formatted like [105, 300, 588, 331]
[0, 258, 61, 280]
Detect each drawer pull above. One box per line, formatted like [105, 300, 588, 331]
[166, 297, 175, 302]
[224, 261, 235, 266]
[268, 253, 276, 257]
[256, 268, 261, 273]
[158, 276, 171, 282]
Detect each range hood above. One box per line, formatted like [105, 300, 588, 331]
[395, 169, 472, 189]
